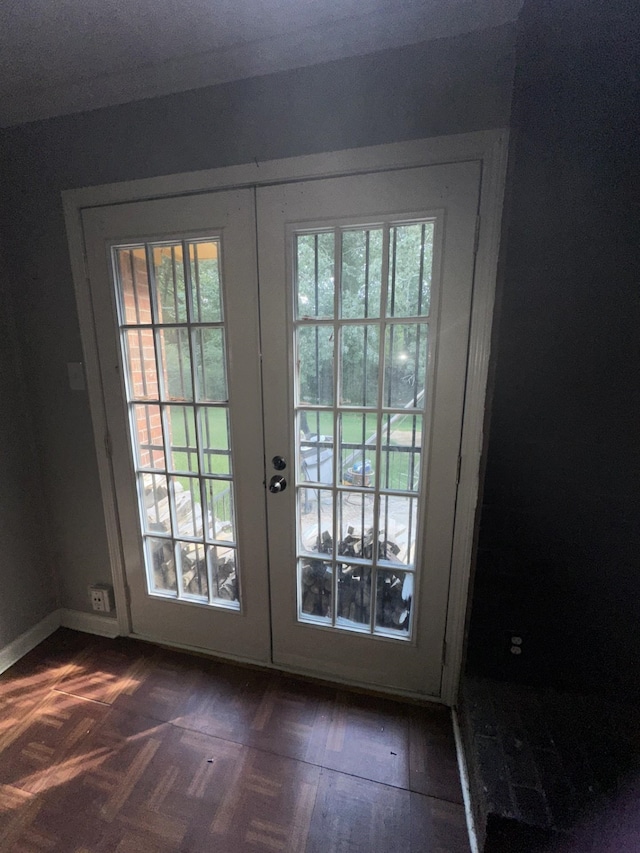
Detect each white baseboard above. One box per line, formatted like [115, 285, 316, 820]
[0, 608, 121, 677]
[59, 609, 120, 638]
[0, 610, 61, 676]
[452, 707, 480, 853]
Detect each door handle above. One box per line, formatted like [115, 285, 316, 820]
[269, 475, 287, 493]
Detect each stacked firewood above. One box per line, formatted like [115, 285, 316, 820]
[301, 527, 412, 630]
[143, 475, 236, 601]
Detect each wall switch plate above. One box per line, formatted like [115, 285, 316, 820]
[67, 362, 86, 391]
[89, 584, 113, 612]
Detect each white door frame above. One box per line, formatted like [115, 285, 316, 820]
[63, 129, 509, 705]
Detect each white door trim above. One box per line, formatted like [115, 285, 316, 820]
[63, 129, 509, 704]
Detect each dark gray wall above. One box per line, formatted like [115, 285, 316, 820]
[0, 26, 516, 617]
[467, 0, 640, 701]
[0, 247, 57, 647]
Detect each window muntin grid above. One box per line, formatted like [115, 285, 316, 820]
[113, 239, 240, 609]
[295, 221, 434, 639]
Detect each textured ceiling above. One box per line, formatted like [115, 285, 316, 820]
[0, 0, 523, 127]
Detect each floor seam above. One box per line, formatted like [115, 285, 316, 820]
[51, 688, 112, 707]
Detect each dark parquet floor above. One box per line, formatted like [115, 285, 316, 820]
[0, 629, 470, 852]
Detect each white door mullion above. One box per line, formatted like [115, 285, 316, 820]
[331, 227, 342, 627]
[144, 243, 177, 575]
[369, 221, 392, 632]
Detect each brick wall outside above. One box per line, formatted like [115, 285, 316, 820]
[118, 248, 165, 467]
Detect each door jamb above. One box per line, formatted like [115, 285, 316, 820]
[63, 129, 509, 705]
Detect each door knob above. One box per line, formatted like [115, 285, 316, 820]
[272, 455, 287, 470]
[269, 475, 287, 493]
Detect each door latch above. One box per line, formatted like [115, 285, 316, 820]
[268, 475, 287, 493]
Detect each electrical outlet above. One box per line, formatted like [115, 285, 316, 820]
[504, 630, 524, 657]
[89, 584, 113, 612]
[91, 590, 106, 612]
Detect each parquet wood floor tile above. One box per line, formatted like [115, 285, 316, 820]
[320, 690, 410, 789]
[0, 630, 470, 852]
[409, 707, 464, 803]
[306, 770, 469, 853]
[0, 689, 109, 795]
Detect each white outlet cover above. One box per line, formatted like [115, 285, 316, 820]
[67, 362, 86, 391]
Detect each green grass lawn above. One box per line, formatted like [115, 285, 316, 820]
[305, 410, 417, 441]
[167, 407, 420, 497]
[301, 410, 421, 491]
[169, 407, 230, 496]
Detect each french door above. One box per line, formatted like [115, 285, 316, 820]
[82, 160, 480, 697]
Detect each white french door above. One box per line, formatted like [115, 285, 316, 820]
[83, 191, 272, 662]
[81, 160, 480, 697]
[259, 164, 479, 695]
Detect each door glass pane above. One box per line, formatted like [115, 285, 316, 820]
[194, 327, 227, 401]
[299, 416, 334, 487]
[146, 537, 177, 594]
[200, 406, 232, 476]
[379, 413, 422, 493]
[167, 405, 198, 474]
[296, 232, 335, 319]
[383, 323, 428, 409]
[340, 324, 379, 407]
[297, 325, 334, 406]
[379, 495, 418, 567]
[375, 569, 413, 634]
[189, 241, 222, 323]
[157, 328, 193, 401]
[131, 404, 165, 470]
[208, 545, 238, 604]
[124, 329, 159, 400]
[293, 219, 434, 638]
[339, 412, 377, 489]
[153, 244, 187, 323]
[341, 228, 382, 319]
[298, 488, 333, 554]
[298, 410, 333, 454]
[336, 492, 375, 559]
[171, 475, 202, 539]
[387, 223, 433, 318]
[113, 239, 240, 611]
[140, 473, 171, 536]
[203, 480, 236, 545]
[337, 565, 372, 630]
[178, 542, 207, 599]
[300, 558, 332, 623]
[118, 248, 152, 325]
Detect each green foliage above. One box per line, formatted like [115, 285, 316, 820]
[154, 242, 226, 402]
[296, 224, 433, 408]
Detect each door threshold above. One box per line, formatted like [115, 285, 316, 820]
[128, 631, 446, 708]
